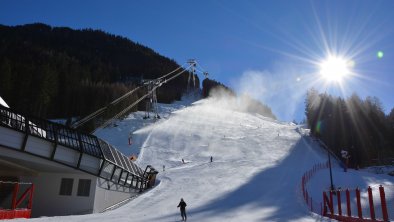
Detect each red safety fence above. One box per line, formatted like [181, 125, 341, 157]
[0, 181, 34, 219]
[301, 162, 394, 221]
[323, 185, 394, 221]
[301, 161, 329, 215]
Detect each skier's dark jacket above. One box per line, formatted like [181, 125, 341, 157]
[177, 200, 187, 210]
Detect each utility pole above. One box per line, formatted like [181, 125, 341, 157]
[151, 83, 159, 119]
[144, 80, 161, 119]
[320, 132, 335, 191]
[328, 150, 335, 191]
[187, 59, 196, 92]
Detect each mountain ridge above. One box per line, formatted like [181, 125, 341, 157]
[0, 23, 198, 118]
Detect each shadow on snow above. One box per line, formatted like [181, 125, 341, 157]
[154, 136, 353, 221]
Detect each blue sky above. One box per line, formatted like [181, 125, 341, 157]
[1, 0, 394, 122]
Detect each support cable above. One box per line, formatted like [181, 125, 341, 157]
[156, 63, 187, 81]
[71, 64, 189, 129]
[92, 67, 190, 133]
[71, 87, 141, 128]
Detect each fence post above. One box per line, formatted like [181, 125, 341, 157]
[368, 186, 375, 220]
[379, 185, 388, 221]
[337, 190, 342, 216]
[11, 183, 19, 209]
[346, 189, 351, 217]
[356, 188, 363, 219]
[329, 190, 334, 216]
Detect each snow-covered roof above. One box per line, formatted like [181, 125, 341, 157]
[0, 96, 9, 108]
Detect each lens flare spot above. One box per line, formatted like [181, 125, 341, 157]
[377, 51, 384, 59]
[316, 121, 322, 134]
[347, 60, 355, 68]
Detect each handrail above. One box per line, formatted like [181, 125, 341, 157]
[0, 105, 150, 189]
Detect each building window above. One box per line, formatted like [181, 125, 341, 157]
[59, 178, 73, 196]
[77, 179, 91, 197]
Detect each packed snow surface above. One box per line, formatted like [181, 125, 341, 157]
[16, 97, 393, 221]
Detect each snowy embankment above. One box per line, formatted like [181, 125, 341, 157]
[16, 96, 393, 222]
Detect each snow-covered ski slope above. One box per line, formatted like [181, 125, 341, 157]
[16, 96, 393, 222]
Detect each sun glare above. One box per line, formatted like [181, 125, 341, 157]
[319, 56, 351, 83]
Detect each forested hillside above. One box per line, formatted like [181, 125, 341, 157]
[0, 23, 198, 119]
[305, 88, 394, 167]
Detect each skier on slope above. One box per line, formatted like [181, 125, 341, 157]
[177, 198, 187, 221]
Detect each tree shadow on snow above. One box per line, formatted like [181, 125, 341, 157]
[154, 136, 372, 221]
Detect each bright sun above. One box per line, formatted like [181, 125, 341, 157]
[319, 56, 351, 83]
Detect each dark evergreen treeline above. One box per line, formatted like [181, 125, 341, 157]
[0, 23, 197, 119]
[202, 78, 276, 119]
[202, 78, 234, 98]
[305, 88, 394, 167]
[240, 95, 276, 120]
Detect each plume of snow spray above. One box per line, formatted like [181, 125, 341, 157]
[206, 85, 276, 119]
[230, 65, 310, 121]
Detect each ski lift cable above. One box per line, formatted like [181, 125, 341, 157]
[157, 63, 188, 81]
[194, 67, 205, 74]
[109, 86, 142, 106]
[157, 64, 192, 84]
[112, 64, 188, 106]
[195, 61, 207, 72]
[163, 67, 190, 82]
[71, 106, 108, 128]
[72, 64, 190, 129]
[94, 83, 162, 133]
[195, 61, 210, 78]
[92, 68, 190, 133]
[94, 91, 151, 133]
[72, 86, 143, 128]
[99, 68, 190, 130]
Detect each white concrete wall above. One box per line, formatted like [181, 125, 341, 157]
[29, 172, 97, 217]
[79, 155, 101, 174]
[25, 136, 53, 158]
[53, 145, 80, 167]
[93, 178, 139, 213]
[1, 126, 141, 217]
[0, 126, 24, 150]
